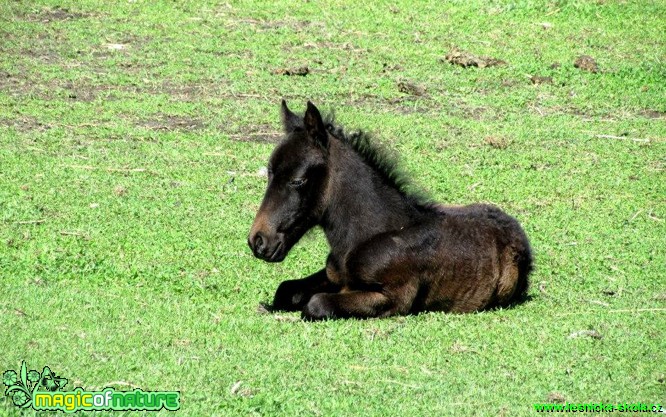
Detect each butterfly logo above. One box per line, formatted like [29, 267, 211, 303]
[38, 366, 67, 392]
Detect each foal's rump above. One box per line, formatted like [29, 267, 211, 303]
[348, 203, 532, 314]
[431, 204, 532, 312]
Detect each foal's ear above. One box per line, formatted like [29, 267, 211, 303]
[280, 99, 302, 133]
[304, 101, 328, 149]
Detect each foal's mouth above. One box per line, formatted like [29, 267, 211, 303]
[267, 241, 285, 262]
[251, 240, 285, 263]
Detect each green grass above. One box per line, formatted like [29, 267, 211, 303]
[1, 0, 665, 416]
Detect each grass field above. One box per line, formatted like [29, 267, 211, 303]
[1, 0, 665, 415]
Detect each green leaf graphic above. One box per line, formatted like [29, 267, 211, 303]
[19, 362, 27, 390]
[31, 370, 43, 398]
[5, 385, 27, 395]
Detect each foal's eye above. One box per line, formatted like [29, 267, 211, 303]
[289, 178, 307, 188]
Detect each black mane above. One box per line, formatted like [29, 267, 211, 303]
[322, 114, 433, 209]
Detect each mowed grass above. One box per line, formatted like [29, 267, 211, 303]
[1, 0, 665, 416]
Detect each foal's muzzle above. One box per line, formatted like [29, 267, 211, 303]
[248, 231, 286, 262]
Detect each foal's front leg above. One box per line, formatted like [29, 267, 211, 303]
[272, 268, 339, 311]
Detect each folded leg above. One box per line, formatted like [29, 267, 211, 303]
[302, 284, 416, 320]
[272, 269, 340, 311]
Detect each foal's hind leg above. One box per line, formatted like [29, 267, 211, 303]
[302, 229, 426, 320]
[302, 284, 417, 320]
[302, 291, 382, 320]
[302, 291, 385, 320]
[302, 277, 418, 320]
[272, 268, 340, 311]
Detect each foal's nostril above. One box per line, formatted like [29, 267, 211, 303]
[251, 232, 266, 255]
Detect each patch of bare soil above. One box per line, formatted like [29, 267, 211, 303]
[458, 105, 490, 120]
[547, 392, 566, 404]
[271, 66, 309, 76]
[0, 71, 20, 91]
[383, 96, 420, 113]
[28, 6, 90, 22]
[13, 31, 69, 64]
[68, 81, 205, 102]
[226, 124, 282, 144]
[335, 91, 439, 116]
[158, 82, 202, 100]
[299, 42, 367, 55]
[397, 80, 426, 96]
[3, 70, 102, 102]
[61, 82, 97, 102]
[574, 55, 599, 73]
[229, 18, 323, 32]
[0, 116, 52, 133]
[381, 62, 404, 73]
[640, 109, 666, 119]
[140, 115, 206, 131]
[530, 75, 553, 85]
[484, 136, 510, 149]
[500, 78, 520, 88]
[442, 48, 506, 68]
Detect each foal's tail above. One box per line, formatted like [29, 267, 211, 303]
[495, 230, 533, 308]
[512, 242, 533, 303]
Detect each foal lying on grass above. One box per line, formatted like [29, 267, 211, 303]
[248, 101, 533, 320]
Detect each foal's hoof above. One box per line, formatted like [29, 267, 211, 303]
[273, 283, 308, 312]
[302, 293, 335, 321]
[272, 292, 307, 312]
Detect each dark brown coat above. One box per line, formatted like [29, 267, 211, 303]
[248, 101, 532, 320]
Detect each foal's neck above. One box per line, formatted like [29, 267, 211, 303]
[320, 138, 423, 258]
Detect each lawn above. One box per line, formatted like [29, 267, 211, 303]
[1, 0, 664, 416]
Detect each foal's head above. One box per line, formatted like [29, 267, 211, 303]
[248, 101, 330, 262]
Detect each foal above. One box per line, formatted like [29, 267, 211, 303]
[248, 101, 532, 320]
